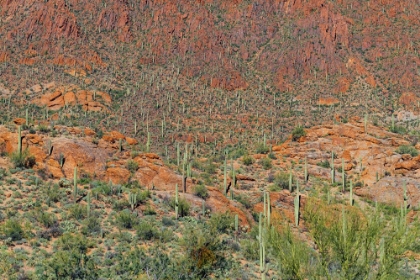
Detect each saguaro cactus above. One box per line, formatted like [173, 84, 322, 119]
[342, 158, 345, 192]
[73, 167, 77, 203]
[403, 180, 408, 215]
[331, 151, 335, 184]
[129, 191, 137, 210]
[223, 157, 227, 196]
[288, 170, 293, 192]
[17, 125, 22, 156]
[175, 183, 179, 219]
[294, 188, 300, 226]
[87, 191, 91, 218]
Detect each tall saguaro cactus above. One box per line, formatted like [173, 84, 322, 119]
[294, 186, 300, 226]
[73, 167, 78, 203]
[223, 157, 227, 196]
[175, 183, 179, 219]
[331, 151, 335, 184]
[17, 125, 22, 156]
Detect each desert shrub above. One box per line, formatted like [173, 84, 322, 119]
[235, 194, 252, 209]
[46, 184, 62, 203]
[0, 219, 25, 241]
[242, 155, 255, 166]
[261, 157, 272, 170]
[317, 160, 330, 168]
[112, 199, 130, 211]
[169, 197, 190, 217]
[194, 184, 209, 199]
[302, 198, 419, 279]
[269, 223, 317, 278]
[209, 212, 234, 234]
[136, 220, 159, 240]
[181, 223, 229, 278]
[396, 145, 418, 157]
[389, 125, 407, 134]
[69, 204, 87, 220]
[38, 225, 63, 240]
[44, 233, 97, 279]
[9, 149, 35, 169]
[162, 216, 175, 227]
[37, 124, 50, 133]
[273, 172, 290, 190]
[255, 143, 269, 154]
[82, 216, 102, 235]
[241, 239, 259, 260]
[126, 160, 139, 173]
[292, 126, 306, 141]
[115, 209, 138, 229]
[36, 211, 57, 228]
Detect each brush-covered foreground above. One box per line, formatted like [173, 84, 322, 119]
[0, 126, 419, 279]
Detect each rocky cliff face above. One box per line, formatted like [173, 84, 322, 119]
[1, 0, 418, 94]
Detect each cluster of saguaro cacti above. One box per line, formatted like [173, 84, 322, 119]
[255, 191, 272, 279]
[257, 211, 270, 280]
[129, 191, 137, 210]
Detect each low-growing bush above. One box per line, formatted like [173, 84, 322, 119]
[292, 126, 306, 141]
[396, 145, 418, 157]
[242, 155, 255, 166]
[136, 220, 159, 240]
[261, 157, 272, 170]
[115, 210, 138, 229]
[194, 184, 209, 199]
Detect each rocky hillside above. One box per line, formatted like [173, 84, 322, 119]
[0, 119, 419, 278]
[0, 0, 419, 150]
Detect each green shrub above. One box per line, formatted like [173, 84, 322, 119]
[242, 155, 255, 166]
[255, 143, 269, 154]
[261, 157, 272, 170]
[81, 216, 101, 235]
[194, 184, 209, 199]
[396, 145, 418, 157]
[1, 219, 25, 241]
[126, 160, 139, 173]
[69, 204, 87, 220]
[292, 126, 306, 141]
[389, 125, 407, 134]
[273, 172, 290, 190]
[170, 197, 190, 217]
[317, 160, 330, 168]
[241, 239, 259, 260]
[235, 194, 252, 209]
[209, 212, 234, 234]
[9, 149, 35, 169]
[136, 220, 159, 240]
[115, 209, 138, 229]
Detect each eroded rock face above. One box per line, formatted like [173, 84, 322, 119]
[273, 121, 420, 206]
[31, 84, 111, 111]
